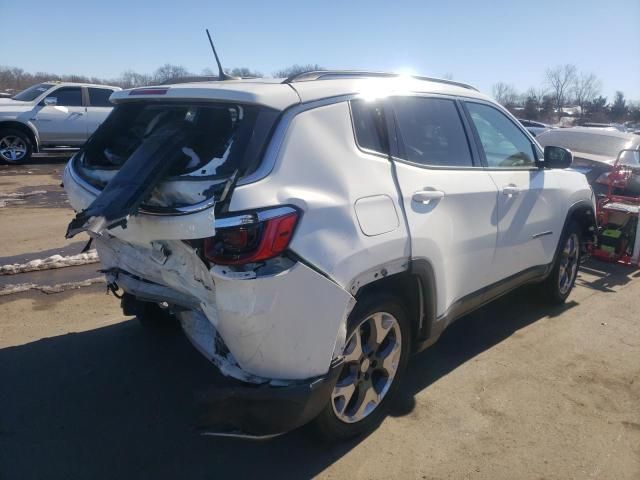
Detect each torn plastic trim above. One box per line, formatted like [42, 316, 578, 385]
[66, 159, 222, 218]
[63, 166, 217, 244]
[72, 153, 228, 211]
[104, 269, 202, 311]
[66, 122, 197, 237]
[347, 257, 410, 295]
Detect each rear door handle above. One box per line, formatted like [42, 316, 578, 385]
[501, 185, 520, 196]
[412, 190, 445, 204]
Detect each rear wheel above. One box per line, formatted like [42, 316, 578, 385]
[0, 128, 32, 164]
[313, 296, 410, 440]
[542, 221, 581, 304]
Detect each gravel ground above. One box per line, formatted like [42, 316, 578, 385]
[0, 159, 638, 480]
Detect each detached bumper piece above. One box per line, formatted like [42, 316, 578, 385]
[195, 358, 343, 438]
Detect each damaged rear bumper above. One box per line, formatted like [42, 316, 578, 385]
[196, 358, 343, 438]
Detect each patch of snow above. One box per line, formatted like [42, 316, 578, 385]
[0, 277, 105, 296]
[0, 250, 99, 275]
[0, 190, 47, 208]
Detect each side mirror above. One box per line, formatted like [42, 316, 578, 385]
[543, 146, 572, 169]
[43, 97, 57, 106]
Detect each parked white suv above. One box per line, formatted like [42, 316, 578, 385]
[62, 71, 595, 439]
[0, 82, 120, 163]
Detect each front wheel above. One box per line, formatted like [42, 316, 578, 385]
[542, 221, 582, 304]
[313, 296, 410, 440]
[0, 129, 32, 164]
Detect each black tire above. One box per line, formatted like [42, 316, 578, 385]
[121, 293, 176, 329]
[0, 128, 33, 164]
[312, 295, 411, 440]
[542, 221, 582, 305]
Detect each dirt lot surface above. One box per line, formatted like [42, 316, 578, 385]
[0, 159, 88, 255]
[1, 159, 639, 479]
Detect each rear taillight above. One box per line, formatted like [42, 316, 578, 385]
[204, 208, 299, 265]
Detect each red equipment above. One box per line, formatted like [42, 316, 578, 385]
[591, 149, 640, 266]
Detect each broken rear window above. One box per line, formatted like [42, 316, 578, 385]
[81, 101, 279, 182]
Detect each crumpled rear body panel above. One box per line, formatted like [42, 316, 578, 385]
[93, 235, 353, 381]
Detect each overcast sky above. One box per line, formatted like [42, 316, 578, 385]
[2, 0, 639, 100]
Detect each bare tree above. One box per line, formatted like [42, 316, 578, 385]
[120, 69, 153, 88]
[545, 64, 577, 112]
[153, 64, 190, 84]
[226, 67, 263, 78]
[573, 72, 601, 117]
[273, 64, 324, 78]
[492, 82, 518, 107]
[525, 86, 547, 106]
[442, 72, 454, 80]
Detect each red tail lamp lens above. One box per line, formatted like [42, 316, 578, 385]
[204, 211, 298, 265]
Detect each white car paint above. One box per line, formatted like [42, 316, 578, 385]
[63, 74, 594, 387]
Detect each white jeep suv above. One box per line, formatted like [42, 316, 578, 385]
[0, 82, 120, 163]
[62, 71, 595, 439]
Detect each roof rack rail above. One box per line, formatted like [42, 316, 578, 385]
[282, 70, 478, 91]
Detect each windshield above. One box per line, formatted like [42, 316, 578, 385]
[537, 130, 638, 158]
[11, 83, 55, 101]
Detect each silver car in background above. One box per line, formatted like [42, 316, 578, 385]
[536, 126, 640, 194]
[0, 82, 121, 163]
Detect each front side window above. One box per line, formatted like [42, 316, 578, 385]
[88, 88, 115, 107]
[466, 102, 536, 168]
[391, 97, 474, 167]
[45, 87, 83, 107]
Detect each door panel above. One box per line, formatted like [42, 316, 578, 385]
[32, 86, 87, 145]
[464, 101, 558, 277]
[487, 170, 562, 278]
[388, 96, 498, 316]
[394, 164, 499, 316]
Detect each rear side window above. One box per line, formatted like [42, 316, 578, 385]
[46, 87, 83, 107]
[350, 99, 387, 154]
[391, 97, 473, 167]
[82, 102, 278, 179]
[88, 88, 114, 107]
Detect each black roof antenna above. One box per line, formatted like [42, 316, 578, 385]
[206, 29, 237, 81]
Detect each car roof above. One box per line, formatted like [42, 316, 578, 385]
[46, 81, 122, 90]
[110, 72, 491, 111]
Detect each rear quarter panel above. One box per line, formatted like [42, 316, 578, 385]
[229, 101, 410, 289]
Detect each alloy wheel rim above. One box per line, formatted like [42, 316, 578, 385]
[0, 135, 27, 162]
[558, 233, 579, 295]
[331, 311, 402, 424]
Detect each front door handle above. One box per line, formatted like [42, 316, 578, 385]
[412, 190, 445, 204]
[501, 185, 520, 196]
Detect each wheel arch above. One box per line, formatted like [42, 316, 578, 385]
[353, 258, 438, 353]
[0, 120, 39, 152]
[556, 199, 596, 263]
